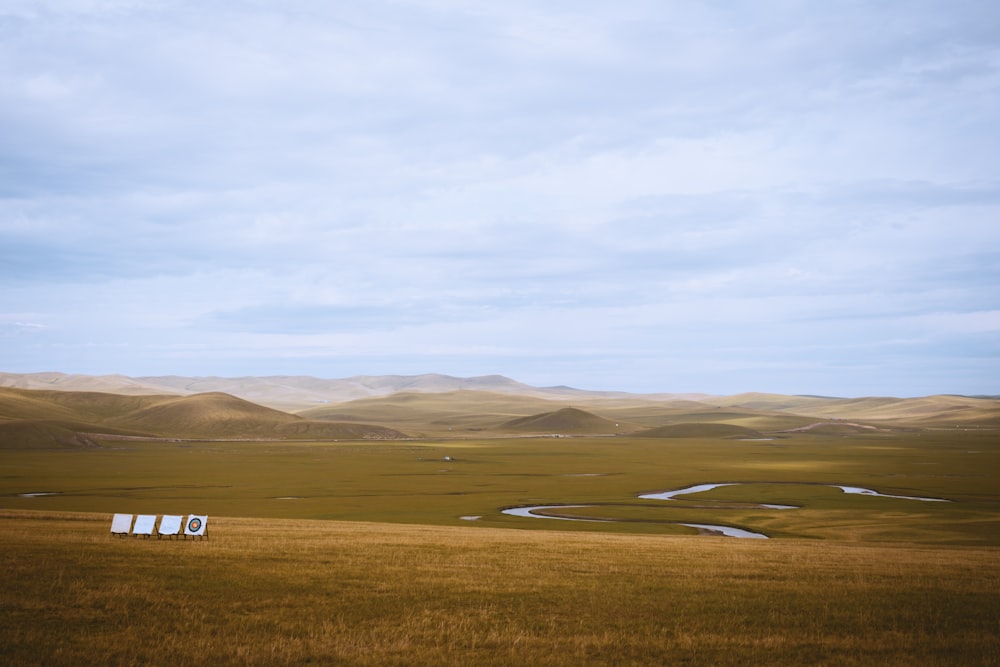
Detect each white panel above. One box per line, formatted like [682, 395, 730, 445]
[184, 515, 207, 536]
[158, 515, 183, 535]
[110, 513, 133, 534]
[133, 514, 156, 536]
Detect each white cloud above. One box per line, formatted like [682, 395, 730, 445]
[1, 0, 998, 394]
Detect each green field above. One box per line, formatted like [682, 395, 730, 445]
[3, 429, 997, 543]
[2, 389, 999, 665]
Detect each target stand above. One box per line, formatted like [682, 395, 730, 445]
[183, 515, 208, 540]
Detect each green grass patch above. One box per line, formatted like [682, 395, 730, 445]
[1, 429, 997, 544]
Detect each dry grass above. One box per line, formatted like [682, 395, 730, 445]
[2, 397, 998, 664]
[2, 511, 998, 666]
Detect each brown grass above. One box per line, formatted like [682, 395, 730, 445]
[2, 510, 998, 666]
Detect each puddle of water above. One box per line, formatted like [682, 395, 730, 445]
[459, 515, 482, 521]
[502, 505, 599, 521]
[18, 492, 61, 498]
[678, 523, 768, 539]
[640, 482, 950, 503]
[501, 505, 766, 538]
[834, 486, 950, 502]
[638, 483, 737, 501]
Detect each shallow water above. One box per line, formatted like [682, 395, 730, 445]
[500, 505, 759, 537]
[638, 483, 737, 501]
[499, 481, 950, 538]
[834, 486, 950, 502]
[677, 523, 768, 539]
[639, 482, 949, 503]
[501, 505, 603, 521]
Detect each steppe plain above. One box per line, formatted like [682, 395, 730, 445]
[1, 372, 998, 665]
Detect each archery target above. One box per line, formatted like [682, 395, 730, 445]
[184, 515, 207, 536]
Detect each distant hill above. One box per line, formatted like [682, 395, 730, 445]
[301, 390, 584, 436]
[0, 372, 177, 396]
[110, 392, 302, 437]
[696, 392, 1000, 427]
[0, 372, 699, 411]
[499, 407, 628, 435]
[0, 387, 407, 444]
[0, 386, 170, 424]
[1, 372, 998, 429]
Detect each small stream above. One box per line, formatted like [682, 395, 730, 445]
[501, 482, 950, 538]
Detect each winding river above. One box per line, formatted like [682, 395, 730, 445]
[501, 482, 950, 539]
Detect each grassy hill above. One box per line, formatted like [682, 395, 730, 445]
[499, 407, 629, 435]
[300, 390, 581, 436]
[110, 392, 301, 437]
[0, 387, 407, 443]
[0, 372, 707, 411]
[2, 375, 999, 438]
[714, 392, 1000, 426]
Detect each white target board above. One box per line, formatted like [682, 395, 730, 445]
[184, 515, 207, 537]
[133, 514, 156, 536]
[110, 513, 133, 535]
[158, 515, 183, 537]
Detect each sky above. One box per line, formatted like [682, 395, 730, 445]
[1, 0, 999, 397]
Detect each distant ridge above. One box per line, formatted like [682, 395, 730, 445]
[0, 371, 697, 411]
[0, 372, 998, 428]
[0, 386, 408, 444]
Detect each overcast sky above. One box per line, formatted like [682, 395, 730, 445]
[2, 0, 998, 396]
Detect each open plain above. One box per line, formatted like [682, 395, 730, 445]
[1, 373, 999, 665]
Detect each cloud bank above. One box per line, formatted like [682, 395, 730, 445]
[2, 0, 998, 395]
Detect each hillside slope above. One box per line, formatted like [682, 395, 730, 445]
[0, 387, 408, 442]
[499, 407, 630, 435]
[0, 421, 100, 449]
[1, 373, 998, 429]
[0, 372, 701, 411]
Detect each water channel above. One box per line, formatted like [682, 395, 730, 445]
[501, 482, 950, 538]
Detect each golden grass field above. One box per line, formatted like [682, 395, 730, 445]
[2, 511, 998, 666]
[1, 380, 999, 665]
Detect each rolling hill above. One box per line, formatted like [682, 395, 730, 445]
[1, 373, 998, 437]
[0, 387, 407, 445]
[499, 407, 629, 435]
[0, 371, 702, 411]
[110, 392, 300, 437]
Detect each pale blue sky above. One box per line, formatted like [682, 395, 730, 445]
[2, 0, 998, 396]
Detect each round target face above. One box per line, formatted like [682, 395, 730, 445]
[187, 517, 202, 533]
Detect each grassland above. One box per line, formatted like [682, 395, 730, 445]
[2, 511, 999, 666]
[1, 381, 999, 664]
[2, 428, 997, 543]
